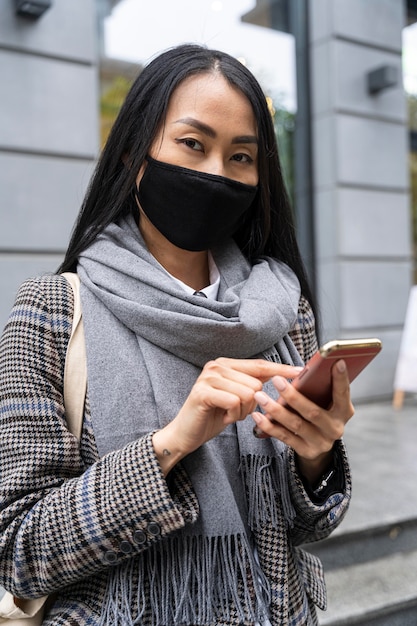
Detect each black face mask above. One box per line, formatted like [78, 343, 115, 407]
[136, 156, 258, 251]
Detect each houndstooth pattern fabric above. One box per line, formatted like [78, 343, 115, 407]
[0, 274, 351, 625]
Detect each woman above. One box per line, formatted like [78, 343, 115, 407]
[0, 44, 353, 625]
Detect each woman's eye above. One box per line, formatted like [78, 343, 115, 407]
[232, 153, 253, 164]
[177, 138, 203, 152]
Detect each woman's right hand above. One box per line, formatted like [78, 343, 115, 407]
[152, 358, 302, 475]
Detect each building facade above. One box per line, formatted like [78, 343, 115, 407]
[309, 0, 412, 400]
[0, 0, 98, 325]
[0, 0, 414, 402]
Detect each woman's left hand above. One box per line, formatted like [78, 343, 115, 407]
[252, 359, 354, 486]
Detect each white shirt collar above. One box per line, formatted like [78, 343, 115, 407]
[166, 252, 220, 300]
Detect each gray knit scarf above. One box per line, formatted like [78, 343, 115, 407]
[77, 214, 304, 625]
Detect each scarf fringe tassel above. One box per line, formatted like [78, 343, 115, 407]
[99, 533, 271, 626]
[240, 453, 296, 530]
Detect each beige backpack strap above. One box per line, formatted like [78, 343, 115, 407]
[61, 272, 87, 441]
[0, 593, 46, 623]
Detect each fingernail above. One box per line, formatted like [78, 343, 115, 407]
[337, 359, 346, 373]
[252, 411, 262, 424]
[273, 376, 287, 392]
[254, 391, 269, 407]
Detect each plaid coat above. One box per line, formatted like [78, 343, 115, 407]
[0, 274, 352, 625]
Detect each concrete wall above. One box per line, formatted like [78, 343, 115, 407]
[309, 0, 412, 401]
[0, 0, 98, 331]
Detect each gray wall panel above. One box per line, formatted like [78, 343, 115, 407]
[314, 189, 338, 262]
[333, 0, 404, 50]
[310, 41, 333, 115]
[0, 254, 63, 333]
[315, 259, 342, 341]
[0, 51, 98, 156]
[341, 261, 411, 328]
[334, 41, 405, 122]
[309, 0, 332, 44]
[312, 115, 336, 189]
[337, 115, 409, 189]
[338, 189, 411, 258]
[0, 0, 96, 62]
[309, 0, 403, 50]
[0, 153, 94, 250]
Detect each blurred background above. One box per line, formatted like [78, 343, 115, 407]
[0, 0, 416, 403]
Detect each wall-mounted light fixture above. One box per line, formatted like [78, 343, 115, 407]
[367, 65, 399, 95]
[15, 0, 52, 18]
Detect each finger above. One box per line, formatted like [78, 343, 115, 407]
[254, 383, 340, 451]
[192, 375, 260, 425]
[252, 423, 270, 439]
[202, 360, 264, 394]
[191, 384, 249, 422]
[252, 410, 312, 455]
[252, 400, 336, 461]
[270, 377, 324, 429]
[330, 360, 355, 420]
[201, 360, 301, 414]
[254, 389, 312, 438]
[213, 358, 303, 383]
[269, 374, 346, 442]
[199, 374, 260, 416]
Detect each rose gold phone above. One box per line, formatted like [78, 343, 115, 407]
[281, 338, 382, 409]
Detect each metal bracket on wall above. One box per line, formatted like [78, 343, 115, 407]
[14, 0, 52, 19]
[367, 65, 399, 96]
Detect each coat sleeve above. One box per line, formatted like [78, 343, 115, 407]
[288, 294, 318, 365]
[0, 275, 199, 599]
[287, 440, 352, 546]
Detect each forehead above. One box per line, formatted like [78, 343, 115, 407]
[165, 73, 257, 133]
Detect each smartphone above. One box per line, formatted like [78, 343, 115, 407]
[280, 338, 382, 409]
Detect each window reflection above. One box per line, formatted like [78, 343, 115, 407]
[97, 0, 296, 199]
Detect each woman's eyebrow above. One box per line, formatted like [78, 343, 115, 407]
[232, 135, 258, 145]
[174, 117, 216, 138]
[174, 117, 258, 145]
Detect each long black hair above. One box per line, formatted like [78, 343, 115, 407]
[59, 43, 317, 316]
